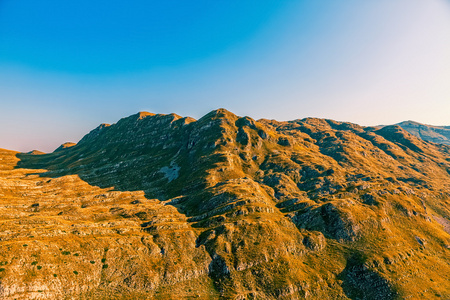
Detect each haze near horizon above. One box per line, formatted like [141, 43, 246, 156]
[1, 0, 449, 152]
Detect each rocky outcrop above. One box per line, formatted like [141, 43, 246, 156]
[339, 253, 398, 300]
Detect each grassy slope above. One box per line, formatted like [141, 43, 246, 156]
[0, 109, 449, 299]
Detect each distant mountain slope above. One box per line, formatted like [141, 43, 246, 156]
[0, 110, 450, 299]
[397, 120, 450, 145]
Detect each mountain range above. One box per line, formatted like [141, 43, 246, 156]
[0, 109, 449, 299]
[395, 121, 450, 146]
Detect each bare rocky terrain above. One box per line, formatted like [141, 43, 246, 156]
[0, 109, 450, 299]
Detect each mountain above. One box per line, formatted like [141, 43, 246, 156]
[396, 120, 450, 145]
[0, 109, 450, 299]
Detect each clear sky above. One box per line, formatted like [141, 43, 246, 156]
[1, 0, 450, 152]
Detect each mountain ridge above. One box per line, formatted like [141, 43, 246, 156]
[0, 109, 449, 299]
[43, 115, 450, 154]
[395, 120, 450, 146]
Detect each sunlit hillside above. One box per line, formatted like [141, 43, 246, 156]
[0, 110, 449, 299]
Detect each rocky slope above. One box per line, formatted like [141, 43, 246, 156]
[0, 109, 450, 299]
[397, 120, 450, 145]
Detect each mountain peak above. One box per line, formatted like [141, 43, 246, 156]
[27, 149, 45, 155]
[136, 111, 155, 119]
[200, 108, 237, 120]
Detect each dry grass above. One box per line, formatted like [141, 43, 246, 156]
[0, 110, 449, 299]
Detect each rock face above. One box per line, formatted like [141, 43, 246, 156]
[0, 109, 450, 299]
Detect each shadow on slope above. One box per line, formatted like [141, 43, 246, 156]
[338, 251, 398, 300]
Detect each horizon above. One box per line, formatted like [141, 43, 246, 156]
[1, 0, 450, 152]
[2, 108, 448, 154]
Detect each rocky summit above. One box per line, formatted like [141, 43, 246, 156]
[0, 109, 450, 299]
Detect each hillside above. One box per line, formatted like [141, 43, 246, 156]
[397, 121, 450, 145]
[0, 109, 450, 299]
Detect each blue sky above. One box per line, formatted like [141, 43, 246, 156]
[1, 0, 450, 152]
